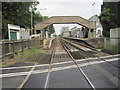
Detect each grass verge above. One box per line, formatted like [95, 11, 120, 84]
[0, 47, 43, 68]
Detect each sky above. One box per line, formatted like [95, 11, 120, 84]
[36, 0, 103, 35]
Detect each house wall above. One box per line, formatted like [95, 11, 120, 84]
[20, 28, 30, 39]
[8, 24, 20, 40]
[8, 24, 30, 40]
[88, 15, 103, 38]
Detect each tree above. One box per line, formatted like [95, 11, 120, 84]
[99, 8, 116, 37]
[53, 34, 57, 37]
[42, 16, 49, 20]
[2, 1, 56, 39]
[60, 26, 69, 36]
[48, 24, 55, 35]
[43, 24, 55, 38]
[99, 2, 120, 37]
[2, 1, 39, 39]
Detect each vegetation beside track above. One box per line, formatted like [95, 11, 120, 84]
[0, 48, 44, 67]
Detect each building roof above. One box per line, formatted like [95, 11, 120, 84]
[89, 15, 100, 22]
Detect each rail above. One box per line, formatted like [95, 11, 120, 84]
[60, 38, 96, 90]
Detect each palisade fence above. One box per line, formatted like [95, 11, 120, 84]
[83, 37, 120, 54]
[104, 37, 120, 54]
[0, 39, 43, 61]
[86, 38, 104, 49]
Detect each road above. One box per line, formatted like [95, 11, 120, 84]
[1, 55, 119, 89]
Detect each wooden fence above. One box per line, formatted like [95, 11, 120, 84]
[0, 39, 43, 60]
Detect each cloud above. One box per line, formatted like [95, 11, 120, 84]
[37, 1, 102, 18]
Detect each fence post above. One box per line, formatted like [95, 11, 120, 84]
[0, 41, 2, 61]
[21, 39, 24, 51]
[104, 37, 107, 49]
[30, 39, 31, 48]
[12, 40, 15, 58]
[40, 39, 42, 46]
[2, 41, 5, 61]
[40, 39, 43, 46]
[27, 39, 29, 49]
[39, 39, 41, 47]
[9, 41, 11, 55]
[34, 39, 35, 48]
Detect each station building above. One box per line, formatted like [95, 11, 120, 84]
[8, 24, 30, 40]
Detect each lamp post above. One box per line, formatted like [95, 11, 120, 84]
[40, 8, 47, 39]
[92, 2, 95, 38]
[92, 2, 95, 27]
[30, 6, 37, 35]
[30, 6, 35, 35]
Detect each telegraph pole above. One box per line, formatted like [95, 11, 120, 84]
[31, 8, 33, 35]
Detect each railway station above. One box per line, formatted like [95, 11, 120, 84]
[1, 1, 120, 89]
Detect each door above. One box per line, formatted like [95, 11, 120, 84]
[10, 32, 17, 40]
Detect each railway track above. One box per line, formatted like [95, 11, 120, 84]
[44, 39, 56, 89]
[1, 37, 119, 89]
[34, 38, 96, 89]
[61, 37, 119, 85]
[60, 38, 96, 89]
[43, 38, 96, 89]
[64, 37, 96, 51]
[61, 37, 120, 69]
[15, 38, 72, 89]
[15, 39, 55, 90]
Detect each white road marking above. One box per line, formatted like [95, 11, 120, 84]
[105, 58, 119, 62]
[0, 57, 119, 78]
[52, 64, 76, 72]
[53, 60, 73, 65]
[17, 64, 37, 89]
[100, 54, 120, 58]
[1, 69, 48, 78]
[1, 54, 119, 70]
[0, 64, 49, 70]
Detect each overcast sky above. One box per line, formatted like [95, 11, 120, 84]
[36, 0, 103, 35]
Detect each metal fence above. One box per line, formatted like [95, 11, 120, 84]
[104, 37, 120, 53]
[0, 39, 43, 60]
[85, 37, 120, 54]
[86, 38, 104, 49]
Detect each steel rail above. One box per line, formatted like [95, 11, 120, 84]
[16, 48, 50, 90]
[62, 38, 120, 69]
[16, 38, 56, 90]
[44, 39, 56, 89]
[60, 38, 96, 90]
